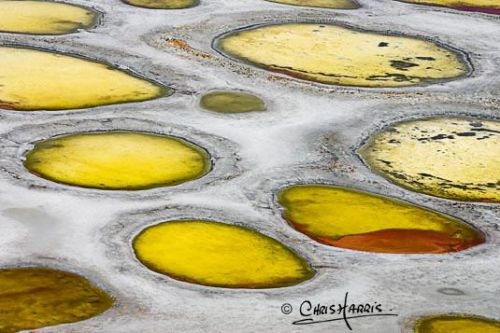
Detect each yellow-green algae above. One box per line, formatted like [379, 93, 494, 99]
[200, 91, 266, 113]
[359, 117, 500, 203]
[215, 23, 468, 87]
[121, 0, 199, 9]
[24, 131, 211, 190]
[265, 0, 359, 9]
[278, 185, 484, 253]
[0, 46, 169, 111]
[0, 0, 98, 35]
[415, 315, 500, 333]
[133, 220, 315, 288]
[0, 267, 113, 333]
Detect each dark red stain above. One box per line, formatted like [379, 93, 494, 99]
[268, 66, 319, 82]
[400, 1, 500, 15]
[293, 226, 485, 254]
[0, 100, 16, 110]
[452, 5, 500, 15]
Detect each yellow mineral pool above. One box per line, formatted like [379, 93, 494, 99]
[278, 185, 484, 254]
[133, 220, 315, 288]
[0, 46, 169, 111]
[396, 0, 500, 15]
[415, 315, 500, 333]
[0, 267, 113, 333]
[264, 0, 359, 9]
[215, 23, 468, 87]
[0, 0, 98, 35]
[359, 117, 500, 203]
[24, 131, 211, 190]
[121, 0, 199, 9]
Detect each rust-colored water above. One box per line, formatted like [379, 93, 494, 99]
[311, 228, 485, 254]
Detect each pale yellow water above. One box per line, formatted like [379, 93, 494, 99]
[278, 185, 484, 253]
[0, 267, 114, 333]
[265, 0, 359, 9]
[24, 132, 211, 190]
[359, 117, 500, 202]
[121, 0, 198, 9]
[0, 0, 97, 35]
[133, 220, 314, 288]
[415, 315, 500, 333]
[0, 46, 168, 111]
[216, 23, 467, 87]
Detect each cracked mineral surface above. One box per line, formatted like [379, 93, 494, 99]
[359, 117, 500, 202]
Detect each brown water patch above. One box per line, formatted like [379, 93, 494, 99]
[0, 267, 113, 333]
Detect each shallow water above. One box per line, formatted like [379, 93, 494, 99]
[265, 0, 359, 9]
[359, 117, 500, 203]
[0, 46, 169, 111]
[215, 23, 468, 87]
[24, 131, 210, 190]
[121, 0, 199, 9]
[0, 267, 113, 333]
[396, 0, 500, 15]
[278, 185, 484, 253]
[415, 315, 500, 333]
[133, 220, 314, 288]
[200, 91, 266, 113]
[0, 0, 97, 35]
